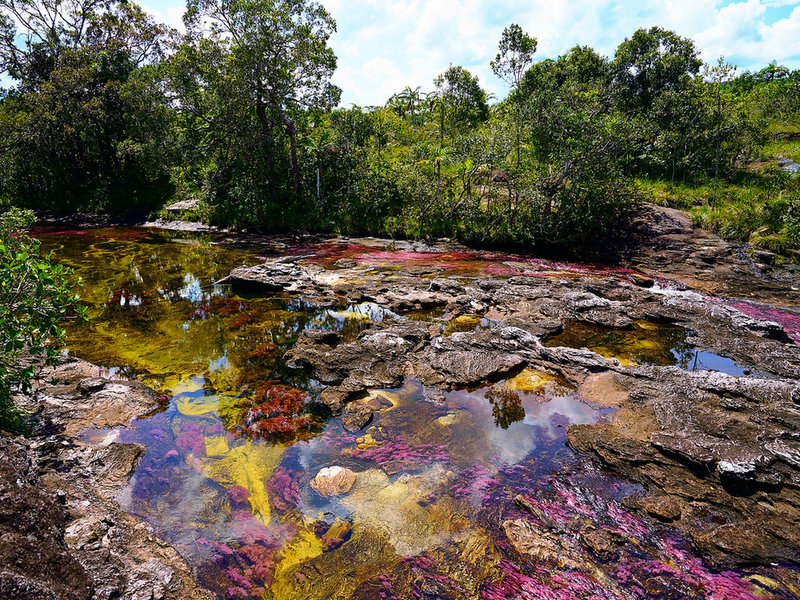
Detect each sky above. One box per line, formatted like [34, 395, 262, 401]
[35, 0, 800, 105]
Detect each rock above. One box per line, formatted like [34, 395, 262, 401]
[318, 388, 350, 413]
[413, 327, 538, 387]
[219, 260, 320, 293]
[28, 357, 162, 438]
[0, 437, 92, 600]
[501, 519, 583, 569]
[580, 527, 627, 559]
[334, 258, 357, 269]
[638, 495, 682, 521]
[321, 521, 352, 551]
[341, 403, 374, 432]
[303, 329, 342, 345]
[752, 250, 775, 265]
[567, 366, 800, 566]
[164, 198, 200, 212]
[310, 466, 358, 497]
[630, 274, 655, 288]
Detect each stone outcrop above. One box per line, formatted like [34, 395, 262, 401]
[2, 356, 213, 600]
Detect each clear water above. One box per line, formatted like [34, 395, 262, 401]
[37, 226, 797, 600]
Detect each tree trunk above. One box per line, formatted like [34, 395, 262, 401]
[255, 86, 276, 197]
[273, 101, 301, 195]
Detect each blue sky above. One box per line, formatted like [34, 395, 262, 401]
[94, 0, 800, 105]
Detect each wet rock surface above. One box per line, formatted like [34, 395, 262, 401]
[568, 367, 800, 567]
[2, 357, 213, 600]
[225, 241, 800, 569]
[626, 204, 800, 309]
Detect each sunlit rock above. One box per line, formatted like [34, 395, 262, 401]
[310, 466, 357, 497]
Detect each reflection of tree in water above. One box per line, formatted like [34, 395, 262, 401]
[485, 388, 525, 429]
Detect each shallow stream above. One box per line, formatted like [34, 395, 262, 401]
[38, 226, 800, 599]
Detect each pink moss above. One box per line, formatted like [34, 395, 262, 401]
[350, 434, 449, 469]
[266, 467, 301, 512]
[227, 485, 251, 506]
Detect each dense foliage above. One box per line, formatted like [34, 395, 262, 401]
[0, 208, 85, 432]
[1, 0, 798, 251]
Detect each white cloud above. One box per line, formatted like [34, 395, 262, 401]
[130, 0, 800, 105]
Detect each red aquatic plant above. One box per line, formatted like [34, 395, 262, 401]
[190, 297, 248, 320]
[229, 382, 316, 441]
[236, 344, 281, 387]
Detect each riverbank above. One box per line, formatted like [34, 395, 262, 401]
[1, 357, 213, 599]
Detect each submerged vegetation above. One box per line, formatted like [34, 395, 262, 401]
[1, 0, 798, 252]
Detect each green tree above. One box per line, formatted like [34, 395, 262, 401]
[705, 57, 737, 206]
[433, 65, 489, 143]
[0, 208, 86, 433]
[491, 24, 536, 167]
[183, 0, 340, 198]
[612, 26, 701, 112]
[0, 0, 174, 213]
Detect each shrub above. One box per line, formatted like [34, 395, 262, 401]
[0, 208, 85, 433]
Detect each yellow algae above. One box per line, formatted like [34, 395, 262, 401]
[270, 529, 325, 590]
[355, 425, 387, 451]
[544, 320, 689, 368]
[201, 440, 284, 523]
[361, 390, 401, 410]
[326, 308, 370, 321]
[501, 368, 558, 393]
[339, 466, 470, 557]
[170, 376, 206, 396]
[437, 413, 460, 426]
[204, 435, 230, 458]
[444, 314, 482, 335]
[176, 394, 220, 417]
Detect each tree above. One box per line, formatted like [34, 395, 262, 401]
[0, 208, 86, 433]
[612, 26, 701, 112]
[491, 24, 536, 167]
[433, 65, 488, 143]
[705, 57, 737, 206]
[0, 0, 174, 213]
[183, 0, 340, 197]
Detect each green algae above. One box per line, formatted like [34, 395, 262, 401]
[544, 320, 690, 367]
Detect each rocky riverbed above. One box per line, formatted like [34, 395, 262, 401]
[4, 206, 800, 599]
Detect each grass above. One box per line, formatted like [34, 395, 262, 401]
[636, 127, 800, 258]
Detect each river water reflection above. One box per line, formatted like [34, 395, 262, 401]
[38, 226, 798, 599]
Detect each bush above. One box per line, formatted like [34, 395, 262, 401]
[0, 208, 86, 433]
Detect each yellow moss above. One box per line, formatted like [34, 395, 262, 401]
[201, 440, 285, 523]
[204, 435, 230, 457]
[361, 390, 401, 410]
[437, 413, 460, 426]
[175, 394, 220, 417]
[501, 369, 557, 393]
[271, 529, 325, 588]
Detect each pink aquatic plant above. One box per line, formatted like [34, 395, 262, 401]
[483, 561, 624, 600]
[606, 502, 649, 538]
[350, 434, 449, 469]
[725, 299, 800, 345]
[266, 467, 301, 512]
[450, 463, 499, 504]
[227, 485, 251, 506]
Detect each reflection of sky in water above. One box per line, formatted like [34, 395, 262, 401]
[448, 389, 605, 466]
[324, 302, 400, 323]
[673, 349, 755, 377]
